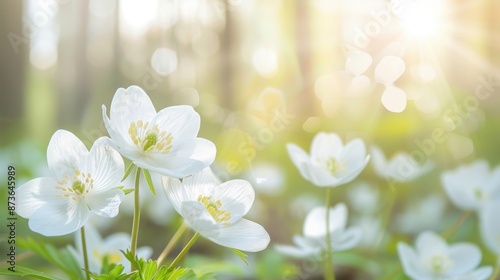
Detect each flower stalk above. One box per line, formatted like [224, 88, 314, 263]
[325, 187, 335, 280]
[80, 227, 90, 280]
[168, 232, 201, 270]
[157, 223, 188, 266]
[130, 167, 142, 271]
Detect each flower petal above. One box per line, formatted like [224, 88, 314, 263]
[109, 86, 157, 134]
[144, 138, 216, 178]
[29, 199, 89, 236]
[87, 188, 124, 218]
[397, 242, 430, 280]
[287, 143, 310, 167]
[181, 201, 218, 232]
[303, 204, 347, 238]
[274, 244, 318, 258]
[370, 145, 388, 178]
[332, 227, 362, 251]
[162, 176, 186, 215]
[203, 218, 270, 252]
[311, 132, 343, 160]
[415, 231, 447, 256]
[446, 243, 481, 276]
[47, 130, 88, 180]
[462, 266, 493, 280]
[16, 177, 58, 218]
[86, 137, 124, 193]
[213, 179, 255, 222]
[480, 203, 500, 255]
[150, 105, 201, 140]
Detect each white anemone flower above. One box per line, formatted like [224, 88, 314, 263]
[287, 132, 369, 187]
[397, 231, 492, 280]
[480, 203, 500, 256]
[441, 160, 500, 211]
[162, 167, 270, 252]
[16, 130, 125, 236]
[102, 85, 216, 178]
[274, 203, 361, 257]
[370, 145, 433, 183]
[68, 225, 152, 274]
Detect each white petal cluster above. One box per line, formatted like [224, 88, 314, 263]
[287, 132, 369, 187]
[275, 203, 361, 257]
[398, 231, 492, 280]
[371, 145, 433, 183]
[16, 130, 125, 236]
[162, 168, 270, 252]
[441, 160, 500, 211]
[102, 85, 216, 178]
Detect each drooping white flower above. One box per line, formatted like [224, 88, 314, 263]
[274, 203, 361, 258]
[370, 145, 433, 183]
[162, 167, 270, 252]
[287, 132, 369, 187]
[480, 203, 500, 256]
[441, 160, 500, 211]
[16, 130, 125, 236]
[397, 231, 492, 280]
[68, 225, 152, 274]
[102, 85, 216, 178]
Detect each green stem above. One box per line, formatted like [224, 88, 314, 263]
[81, 227, 90, 280]
[157, 223, 188, 266]
[489, 259, 500, 280]
[168, 232, 200, 270]
[442, 211, 471, 240]
[130, 167, 142, 271]
[325, 187, 335, 280]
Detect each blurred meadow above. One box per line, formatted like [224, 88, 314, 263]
[1, 0, 500, 279]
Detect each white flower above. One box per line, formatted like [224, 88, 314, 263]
[68, 225, 152, 274]
[274, 203, 361, 258]
[162, 167, 270, 252]
[395, 195, 446, 234]
[480, 203, 500, 256]
[16, 130, 124, 236]
[441, 160, 500, 211]
[370, 145, 433, 182]
[102, 85, 216, 178]
[397, 231, 492, 280]
[287, 132, 370, 187]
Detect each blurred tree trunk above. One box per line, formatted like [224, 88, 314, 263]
[0, 1, 26, 138]
[220, 0, 235, 110]
[294, 0, 313, 116]
[112, 0, 122, 90]
[56, 0, 91, 126]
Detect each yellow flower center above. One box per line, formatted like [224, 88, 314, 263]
[55, 169, 94, 200]
[425, 254, 452, 275]
[325, 157, 346, 176]
[93, 249, 122, 264]
[197, 195, 232, 225]
[128, 121, 173, 154]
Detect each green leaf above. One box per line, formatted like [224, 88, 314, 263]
[123, 188, 135, 195]
[122, 162, 136, 181]
[143, 169, 156, 196]
[0, 265, 65, 280]
[230, 248, 249, 266]
[18, 237, 83, 279]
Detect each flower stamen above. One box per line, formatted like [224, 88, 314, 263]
[197, 195, 232, 225]
[128, 121, 173, 154]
